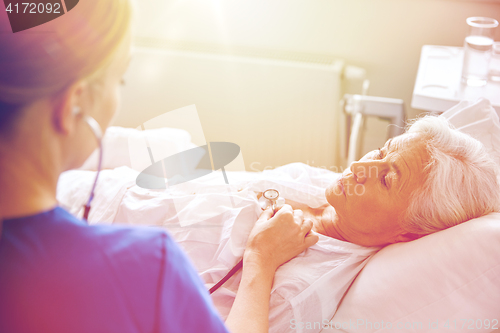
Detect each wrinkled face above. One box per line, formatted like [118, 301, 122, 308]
[325, 133, 429, 246]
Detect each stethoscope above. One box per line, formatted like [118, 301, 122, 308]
[209, 188, 281, 294]
[72, 106, 103, 222]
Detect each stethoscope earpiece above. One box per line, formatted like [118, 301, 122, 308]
[73, 106, 103, 142]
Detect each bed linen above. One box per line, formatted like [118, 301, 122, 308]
[57, 162, 379, 333]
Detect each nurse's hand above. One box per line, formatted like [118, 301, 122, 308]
[244, 204, 319, 273]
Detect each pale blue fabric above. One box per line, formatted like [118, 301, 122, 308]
[0, 206, 229, 333]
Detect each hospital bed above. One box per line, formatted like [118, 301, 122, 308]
[57, 98, 500, 332]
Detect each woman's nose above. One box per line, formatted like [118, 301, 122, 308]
[350, 160, 385, 184]
[350, 161, 367, 184]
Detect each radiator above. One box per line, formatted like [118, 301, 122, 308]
[115, 37, 345, 172]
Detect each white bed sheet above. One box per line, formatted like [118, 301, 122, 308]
[57, 162, 379, 333]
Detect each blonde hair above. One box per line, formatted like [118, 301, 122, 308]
[0, 0, 132, 134]
[402, 116, 500, 235]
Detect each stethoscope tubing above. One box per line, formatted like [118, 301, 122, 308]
[82, 115, 103, 222]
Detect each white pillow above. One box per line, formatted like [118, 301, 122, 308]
[329, 212, 500, 332]
[439, 98, 500, 168]
[79, 126, 194, 171]
[327, 99, 500, 331]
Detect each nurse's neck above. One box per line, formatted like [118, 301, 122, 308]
[0, 103, 60, 220]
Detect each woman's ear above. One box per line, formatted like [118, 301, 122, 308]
[51, 80, 87, 135]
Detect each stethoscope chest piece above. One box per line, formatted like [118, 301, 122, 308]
[262, 188, 280, 213]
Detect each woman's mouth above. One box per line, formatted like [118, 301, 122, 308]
[337, 176, 345, 195]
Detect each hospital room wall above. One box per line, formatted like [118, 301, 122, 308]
[132, 0, 500, 120]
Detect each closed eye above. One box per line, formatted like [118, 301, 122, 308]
[381, 174, 388, 187]
[377, 148, 390, 187]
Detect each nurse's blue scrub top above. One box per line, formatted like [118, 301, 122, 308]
[0, 206, 230, 333]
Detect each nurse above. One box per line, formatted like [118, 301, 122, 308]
[0, 1, 318, 332]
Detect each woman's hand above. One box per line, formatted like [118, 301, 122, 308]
[244, 204, 319, 273]
[226, 204, 319, 333]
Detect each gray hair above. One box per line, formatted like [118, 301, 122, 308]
[401, 115, 500, 235]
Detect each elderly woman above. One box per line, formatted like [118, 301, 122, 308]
[291, 115, 500, 247]
[0, 1, 318, 333]
[246, 116, 500, 332]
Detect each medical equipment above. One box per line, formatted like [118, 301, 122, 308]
[209, 189, 281, 294]
[341, 94, 405, 165]
[263, 188, 280, 213]
[72, 106, 103, 221]
[208, 260, 243, 294]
